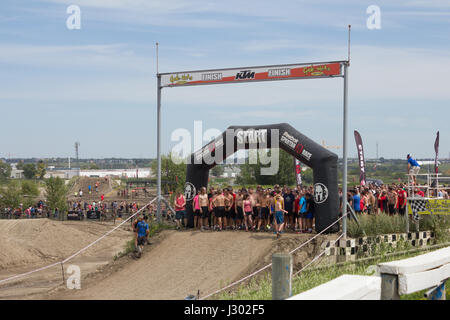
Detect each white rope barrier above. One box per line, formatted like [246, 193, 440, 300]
[200, 213, 346, 300]
[0, 197, 157, 286]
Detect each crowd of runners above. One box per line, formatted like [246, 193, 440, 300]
[171, 180, 450, 238]
[174, 184, 316, 238]
[345, 183, 449, 216]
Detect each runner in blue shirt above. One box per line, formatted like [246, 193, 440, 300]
[353, 189, 361, 213]
[136, 216, 149, 258]
[299, 193, 307, 232]
[407, 154, 420, 185]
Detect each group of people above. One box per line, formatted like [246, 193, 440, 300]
[344, 182, 449, 216]
[174, 184, 316, 238]
[69, 199, 144, 219]
[1, 200, 60, 219]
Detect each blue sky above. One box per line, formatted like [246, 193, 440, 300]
[0, 0, 449, 159]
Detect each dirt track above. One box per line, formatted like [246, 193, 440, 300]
[45, 230, 336, 300]
[0, 218, 337, 300]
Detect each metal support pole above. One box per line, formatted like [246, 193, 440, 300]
[342, 62, 349, 238]
[61, 262, 65, 284]
[157, 75, 162, 223]
[272, 253, 292, 300]
[405, 202, 410, 233]
[380, 273, 400, 300]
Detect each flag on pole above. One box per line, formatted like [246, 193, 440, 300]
[294, 158, 302, 186]
[354, 130, 366, 186]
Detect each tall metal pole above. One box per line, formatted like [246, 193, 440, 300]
[157, 75, 162, 223]
[342, 62, 348, 238]
[156, 42, 162, 223]
[342, 26, 350, 238]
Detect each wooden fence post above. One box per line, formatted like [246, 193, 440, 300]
[272, 253, 292, 300]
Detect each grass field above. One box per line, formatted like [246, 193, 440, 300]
[217, 245, 450, 300]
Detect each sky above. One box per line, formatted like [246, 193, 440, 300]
[0, 0, 449, 160]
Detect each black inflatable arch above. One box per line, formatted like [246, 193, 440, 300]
[184, 123, 339, 233]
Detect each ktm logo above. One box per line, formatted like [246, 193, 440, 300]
[235, 70, 255, 80]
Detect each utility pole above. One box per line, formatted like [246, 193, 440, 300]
[376, 141, 379, 160]
[75, 142, 80, 176]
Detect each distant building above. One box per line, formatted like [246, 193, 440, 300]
[10, 169, 24, 179]
[43, 168, 153, 179]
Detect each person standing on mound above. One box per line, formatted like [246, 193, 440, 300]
[213, 189, 225, 231]
[274, 192, 287, 238]
[174, 190, 186, 230]
[242, 193, 253, 232]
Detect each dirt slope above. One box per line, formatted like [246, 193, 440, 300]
[68, 177, 112, 200]
[0, 219, 131, 299]
[47, 230, 337, 300]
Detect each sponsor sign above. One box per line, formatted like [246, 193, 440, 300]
[294, 158, 302, 186]
[313, 183, 328, 204]
[195, 138, 224, 162]
[354, 130, 366, 186]
[160, 62, 342, 87]
[280, 131, 312, 161]
[408, 199, 450, 215]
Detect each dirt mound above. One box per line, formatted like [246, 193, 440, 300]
[46, 230, 337, 300]
[0, 219, 132, 299]
[0, 219, 130, 270]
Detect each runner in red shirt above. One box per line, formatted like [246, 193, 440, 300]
[397, 186, 407, 216]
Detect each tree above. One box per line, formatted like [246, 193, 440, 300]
[0, 160, 11, 180]
[36, 160, 47, 179]
[23, 163, 37, 179]
[44, 177, 68, 213]
[21, 180, 39, 197]
[0, 181, 22, 208]
[89, 163, 100, 170]
[236, 149, 297, 186]
[150, 153, 186, 192]
[16, 160, 24, 170]
[211, 165, 225, 177]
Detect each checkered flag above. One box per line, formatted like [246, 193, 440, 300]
[409, 198, 429, 221]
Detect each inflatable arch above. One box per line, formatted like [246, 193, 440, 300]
[184, 123, 339, 233]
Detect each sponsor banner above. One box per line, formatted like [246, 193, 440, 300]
[160, 62, 342, 87]
[408, 199, 450, 215]
[354, 130, 366, 186]
[294, 158, 302, 186]
[195, 138, 224, 162]
[280, 131, 312, 161]
[434, 131, 439, 174]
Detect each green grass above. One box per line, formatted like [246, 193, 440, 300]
[216, 246, 450, 300]
[347, 213, 450, 243]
